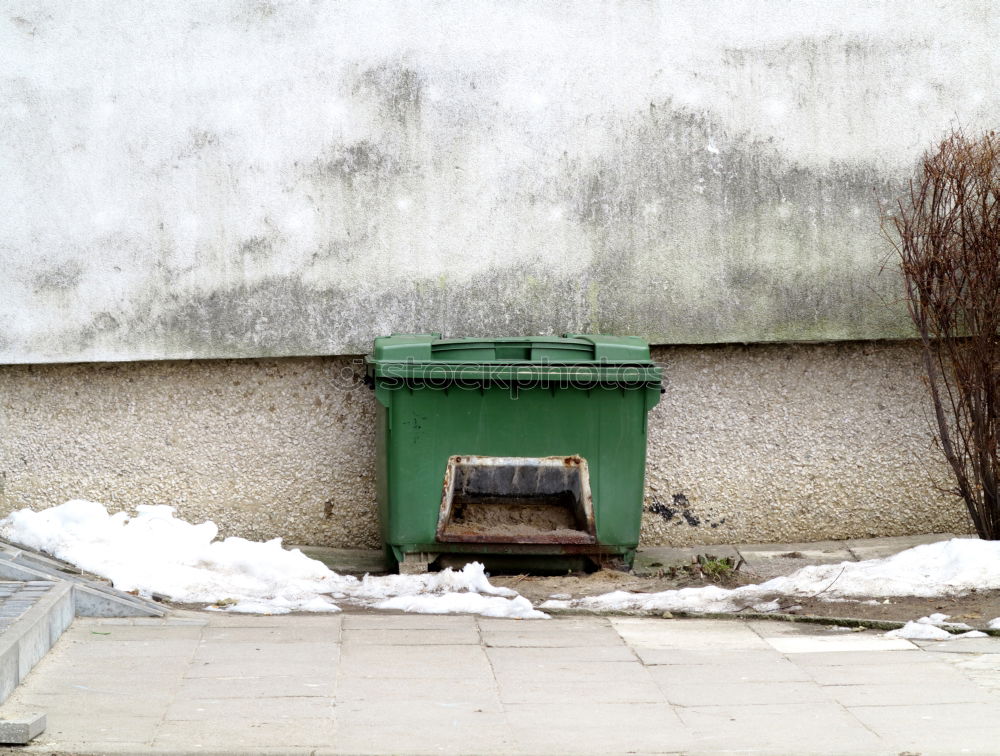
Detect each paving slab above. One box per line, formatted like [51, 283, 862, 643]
[154, 717, 339, 751]
[677, 702, 884, 753]
[177, 674, 336, 700]
[66, 623, 203, 640]
[200, 625, 339, 643]
[332, 699, 517, 755]
[503, 702, 690, 754]
[90, 615, 208, 627]
[942, 653, 1000, 692]
[336, 675, 502, 710]
[630, 647, 788, 666]
[344, 613, 477, 630]
[612, 617, 771, 650]
[185, 656, 339, 679]
[825, 679, 996, 706]
[11, 688, 180, 718]
[486, 644, 637, 664]
[783, 648, 931, 667]
[645, 658, 811, 685]
[848, 701, 1000, 752]
[4, 610, 1000, 754]
[804, 657, 974, 686]
[764, 634, 916, 654]
[341, 626, 481, 645]
[23, 670, 186, 699]
[164, 695, 335, 721]
[658, 679, 833, 707]
[192, 640, 340, 664]
[914, 636, 1000, 653]
[34, 713, 162, 744]
[478, 616, 609, 632]
[196, 612, 337, 628]
[493, 660, 663, 704]
[55, 637, 199, 660]
[481, 627, 624, 648]
[338, 643, 493, 679]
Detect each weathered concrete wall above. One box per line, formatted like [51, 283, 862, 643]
[0, 343, 970, 546]
[3, 2, 999, 363]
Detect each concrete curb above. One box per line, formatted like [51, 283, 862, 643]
[0, 539, 168, 708]
[543, 605, 1000, 635]
[0, 581, 73, 703]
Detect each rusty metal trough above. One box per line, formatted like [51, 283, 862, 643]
[436, 455, 596, 546]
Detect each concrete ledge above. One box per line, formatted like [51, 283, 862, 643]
[0, 712, 45, 744]
[0, 546, 166, 618]
[0, 582, 73, 704]
[633, 545, 741, 574]
[72, 583, 167, 618]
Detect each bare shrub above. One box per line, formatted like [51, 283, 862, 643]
[887, 130, 1000, 539]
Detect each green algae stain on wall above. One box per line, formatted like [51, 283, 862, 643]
[560, 100, 912, 345]
[9, 1, 978, 363]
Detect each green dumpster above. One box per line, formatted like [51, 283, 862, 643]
[366, 334, 662, 573]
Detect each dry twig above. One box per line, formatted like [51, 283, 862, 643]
[886, 129, 1000, 539]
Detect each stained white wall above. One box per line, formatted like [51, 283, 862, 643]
[2, 1, 998, 362]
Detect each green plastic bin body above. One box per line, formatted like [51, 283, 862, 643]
[366, 334, 662, 570]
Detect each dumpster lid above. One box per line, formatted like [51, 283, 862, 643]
[369, 334, 653, 364]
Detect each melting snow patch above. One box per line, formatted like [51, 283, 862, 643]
[886, 622, 954, 641]
[989, 618, 1000, 630]
[885, 615, 988, 641]
[540, 587, 780, 615]
[375, 593, 547, 619]
[0, 501, 545, 619]
[544, 538, 1000, 616]
[886, 623, 988, 641]
[914, 613, 973, 631]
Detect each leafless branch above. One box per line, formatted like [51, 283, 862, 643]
[886, 129, 1000, 538]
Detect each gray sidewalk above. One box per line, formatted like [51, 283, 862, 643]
[3, 609, 1000, 754]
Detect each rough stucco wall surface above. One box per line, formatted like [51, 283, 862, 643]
[0, 343, 969, 547]
[643, 342, 971, 544]
[0, 357, 379, 547]
[3, 2, 1000, 362]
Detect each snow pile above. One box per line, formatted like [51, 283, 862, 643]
[542, 538, 1000, 616]
[375, 592, 546, 619]
[347, 563, 548, 619]
[885, 614, 987, 641]
[989, 618, 1000, 630]
[913, 612, 973, 631]
[2, 500, 350, 613]
[757, 539, 1000, 598]
[541, 586, 781, 615]
[886, 622, 953, 641]
[0, 501, 544, 618]
[539, 576, 803, 614]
